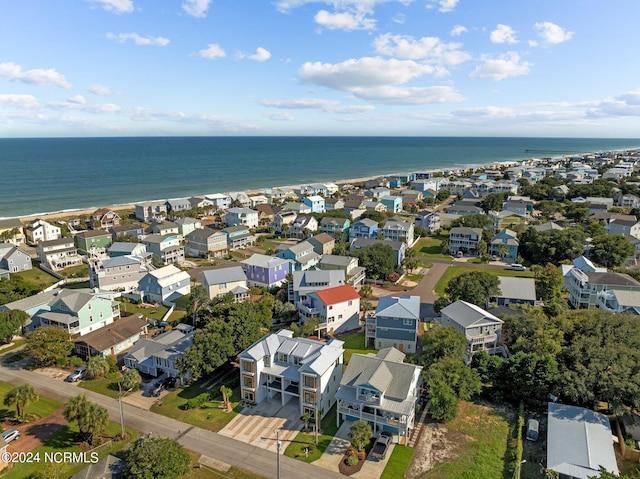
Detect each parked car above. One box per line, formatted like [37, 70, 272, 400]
[65, 366, 87, 382]
[163, 376, 178, 389]
[508, 263, 526, 271]
[370, 431, 393, 460]
[526, 419, 539, 441]
[150, 380, 164, 397]
[2, 428, 20, 443]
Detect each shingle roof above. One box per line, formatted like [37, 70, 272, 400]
[585, 271, 640, 286]
[74, 315, 147, 352]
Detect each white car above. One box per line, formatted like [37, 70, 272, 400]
[2, 428, 20, 443]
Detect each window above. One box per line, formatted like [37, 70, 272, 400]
[348, 300, 353, 306]
[242, 375, 255, 389]
[241, 360, 255, 373]
[303, 391, 316, 404]
[329, 305, 333, 310]
[264, 356, 271, 367]
[303, 375, 317, 389]
[243, 391, 254, 402]
[278, 353, 288, 363]
[403, 318, 413, 326]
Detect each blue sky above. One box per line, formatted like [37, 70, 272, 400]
[1, 0, 639, 137]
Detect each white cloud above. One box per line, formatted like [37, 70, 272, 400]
[265, 111, 295, 121]
[88, 0, 134, 14]
[89, 84, 119, 95]
[585, 89, 640, 118]
[534, 22, 574, 44]
[276, 0, 413, 14]
[427, 0, 459, 13]
[0, 94, 39, 109]
[239, 47, 272, 62]
[259, 97, 374, 113]
[0, 62, 72, 89]
[68, 94, 87, 104]
[106, 33, 170, 46]
[469, 52, 531, 80]
[392, 13, 406, 24]
[198, 44, 226, 59]
[182, 0, 212, 18]
[298, 57, 438, 90]
[314, 10, 376, 31]
[490, 24, 518, 44]
[373, 33, 470, 65]
[349, 85, 465, 104]
[450, 25, 467, 36]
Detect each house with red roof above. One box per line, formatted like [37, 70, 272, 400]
[298, 284, 360, 335]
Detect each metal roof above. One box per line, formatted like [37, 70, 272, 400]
[375, 295, 420, 320]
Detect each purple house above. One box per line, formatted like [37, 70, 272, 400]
[241, 253, 291, 288]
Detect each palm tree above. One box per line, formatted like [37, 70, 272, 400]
[3, 384, 38, 420]
[120, 368, 141, 391]
[220, 385, 233, 412]
[302, 411, 311, 432]
[64, 395, 108, 446]
[349, 420, 372, 452]
[86, 355, 109, 379]
[359, 284, 373, 298]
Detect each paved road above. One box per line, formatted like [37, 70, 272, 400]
[0, 360, 343, 479]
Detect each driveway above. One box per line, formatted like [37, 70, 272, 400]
[5, 407, 67, 455]
[313, 420, 394, 479]
[412, 262, 450, 319]
[218, 399, 303, 454]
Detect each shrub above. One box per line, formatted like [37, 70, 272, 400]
[70, 356, 83, 367]
[56, 357, 67, 367]
[345, 455, 359, 467]
[186, 392, 210, 410]
[106, 355, 118, 373]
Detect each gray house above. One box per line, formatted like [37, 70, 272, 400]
[201, 266, 249, 302]
[366, 295, 420, 353]
[0, 244, 32, 273]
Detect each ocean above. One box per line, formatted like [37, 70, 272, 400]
[1, 136, 639, 219]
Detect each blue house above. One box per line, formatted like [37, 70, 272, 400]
[366, 295, 420, 354]
[320, 217, 351, 238]
[349, 218, 379, 240]
[379, 195, 402, 214]
[488, 228, 519, 260]
[303, 195, 326, 213]
[241, 253, 290, 288]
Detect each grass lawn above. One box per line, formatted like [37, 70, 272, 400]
[150, 378, 241, 433]
[14, 267, 59, 290]
[0, 339, 26, 354]
[381, 445, 415, 479]
[284, 404, 338, 463]
[335, 330, 376, 365]
[434, 265, 535, 297]
[185, 451, 266, 479]
[117, 299, 170, 320]
[2, 421, 137, 479]
[58, 264, 89, 279]
[422, 401, 516, 479]
[414, 235, 454, 261]
[0, 381, 62, 422]
[77, 372, 123, 399]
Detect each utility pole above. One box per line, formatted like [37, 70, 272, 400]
[275, 429, 281, 479]
[118, 382, 125, 439]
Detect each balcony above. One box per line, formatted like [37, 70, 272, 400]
[468, 333, 497, 345]
[298, 303, 319, 317]
[268, 379, 282, 389]
[338, 406, 405, 426]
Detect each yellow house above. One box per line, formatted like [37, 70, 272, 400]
[0, 218, 24, 244]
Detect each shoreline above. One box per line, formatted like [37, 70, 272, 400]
[6, 147, 639, 225]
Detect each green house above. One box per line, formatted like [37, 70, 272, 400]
[74, 230, 113, 255]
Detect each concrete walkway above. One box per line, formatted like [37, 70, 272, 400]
[313, 421, 395, 479]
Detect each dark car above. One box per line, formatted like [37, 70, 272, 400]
[370, 431, 393, 460]
[163, 376, 178, 389]
[65, 367, 87, 382]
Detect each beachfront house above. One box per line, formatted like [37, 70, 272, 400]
[37, 237, 83, 271]
[24, 219, 61, 245]
[336, 348, 423, 443]
[124, 323, 195, 379]
[229, 192, 252, 208]
[87, 209, 119, 230]
[166, 197, 192, 215]
[237, 329, 344, 418]
[185, 228, 228, 258]
[205, 193, 232, 210]
[241, 253, 290, 289]
[365, 295, 420, 353]
[225, 208, 259, 229]
[141, 234, 184, 265]
[74, 230, 113, 256]
[135, 201, 167, 222]
[138, 264, 191, 304]
[0, 244, 32, 273]
[201, 266, 249, 302]
[276, 240, 320, 271]
[0, 218, 25, 244]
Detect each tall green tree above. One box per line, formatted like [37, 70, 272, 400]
[451, 214, 491, 229]
[351, 242, 396, 280]
[590, 234, 635, 268]
[535, 264, 564, 303]
[348, 420, 373, 451]
[25, 326, 73, 366]
[441, 271, 500, 308]
[426, 356, 481, 401]
[499, 351, 558, 404]
[428, 381, 458, 422]
[123, 434, 190, 479]
[0, 309, 28, 344]
[520, 227, 587, 264]
[418, 324, 467, 369]
[3, 384, 38, 420]
[481, 193, 508, 213]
